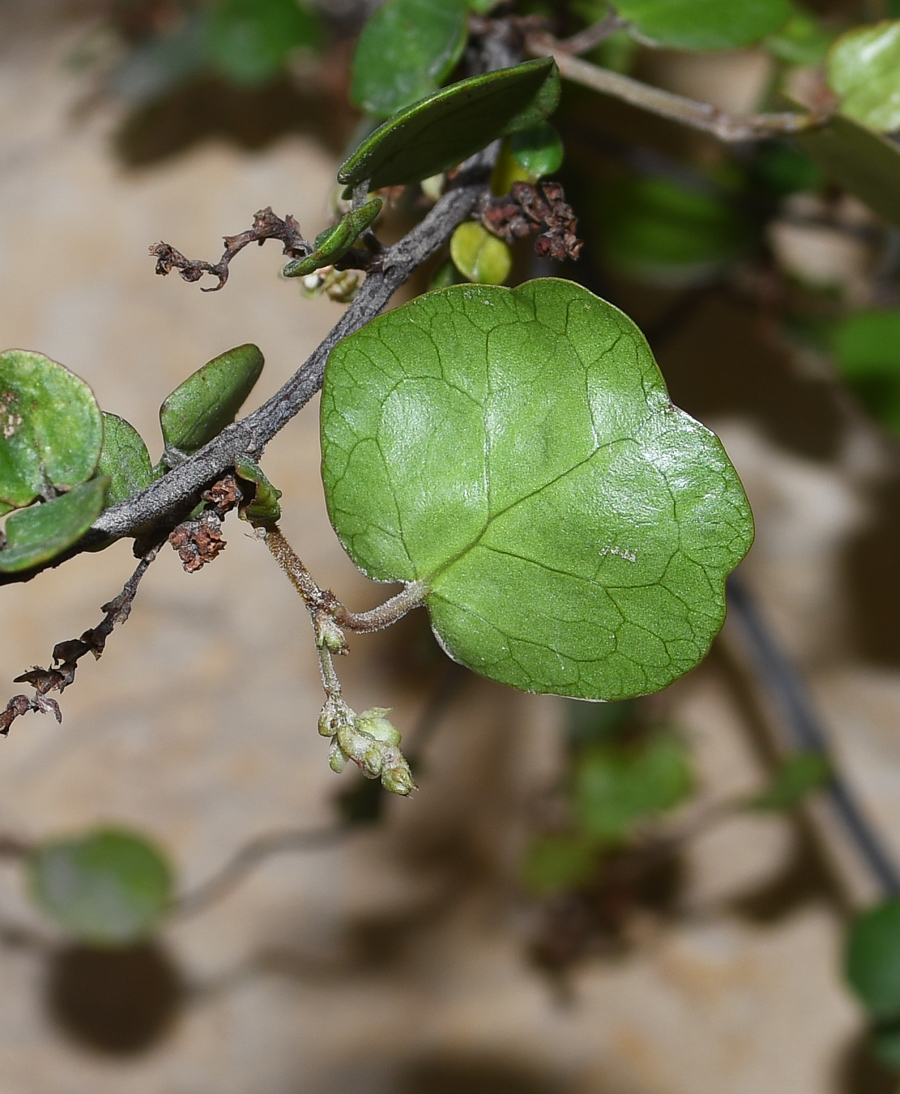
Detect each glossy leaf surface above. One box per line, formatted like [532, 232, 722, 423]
[798, 114, 900, 229]
[614, 0, 791, 50]
[0, 350, 102, 510]
[351, 0, 468, 117]
[97, 413, 155, 506]
[847, 898, 900, 1020]
[160, 343, 264, 455]
[27, 828, 173, 947]
[282, 199, 382, 278]
[0, 477, 108, 573]
[450, 222, 512, 284]
[574, 734, 692, 840]
[338, 58, 560, 190]
[321, 279, 754, 700]
[828, 21, 900, 133]
[511, 122, 564, 180]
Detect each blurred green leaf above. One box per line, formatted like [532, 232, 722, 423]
[27, 828, 173, 947]
[598, 175, 751, 287]
[750, 143, 822, 197]
[521, 834, 597, 895]
[746, 751, 831, 812]
[798, 113, 900, 229]
[566, 698, 637, 748]
[764, 9, 832, 66]
[831, 310, 900, 433]
[283, 199, 382, 278]
[573, 733, 692, 841]
[871, 1022, 900, 1074]
[338, 58, 561, 190]
[828, 21, 900, 133]
[97, 413, 155, 507]
[160, 343, 264, 457]
[511, 122, 564, 180]
[0, 477, 108, 573]
[847, 898, 900, 1021]
[450, 222, 512, 283]
[0, 349, 102, 510]
[234, 455, 282, 524]
[614, 0, 792, 50]
[208, 0, 322, 86]
[351, 0, 468, 117]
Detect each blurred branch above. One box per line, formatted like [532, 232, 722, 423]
[727, 573, 900, 895]
[527, 33, 830, 142]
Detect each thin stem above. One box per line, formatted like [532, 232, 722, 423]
[527, 34, 829, 142]
[334, 580, 428, 633]
[257, 524, 323, 610]
[555, 13, 626, 55]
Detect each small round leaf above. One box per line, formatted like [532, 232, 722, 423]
[450, 222, 512, 284]
[321, 279, 754, 701]
[828, 21, 900, 134]
[160, 343, 264, 456]
[847, 898, 900, 1021]
[27, 828, 173, 947]
[511, 123, 564, 180]
[0, 477, 109, 573]
[0, 350, 102, 510]
[351, 0, 468, 118]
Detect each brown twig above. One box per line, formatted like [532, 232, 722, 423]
[527, 33, 831, 142]
[150, 207, 311, 292]
[0, 546, 160, 735]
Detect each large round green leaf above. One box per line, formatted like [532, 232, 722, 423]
[828, 21, 900, 134]
[0, 477, 109, 573]
[0, 349, 102, 510]
[321, 279, 754, 701]
[846, 898, 900, 1021]
[350, 0, 468, 118]
[27, 828, 173, 948]
[614, 0, 791, 50]
[337, 58, 560, 191]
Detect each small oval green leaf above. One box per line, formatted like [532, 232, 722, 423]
[0, 477, 109, 573]
[283, 199, 382, 278]
[847, 898, 900, 1021]
[827, 20, 900, 133]
[798, 113, 900, 229]
[0, 350, 103, 510]
[615, 0, 792, 50]
[234, 454, 282, 524]
[97, 413, 155, 506]
[745, 750, 832, 812]
[511, 122, 564, 180]
[351, 0, 468, 117]
[27, 828, 173, 947]
[160, 343, 264, 456]
[338, 58, 561, 191]
[450, 222, 512, 284]
[321, 279, 754, 701]
[573, 734, 693, 840]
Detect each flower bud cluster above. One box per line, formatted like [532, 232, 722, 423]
[317, 703, 415, 796]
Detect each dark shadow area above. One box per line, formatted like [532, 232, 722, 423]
[113, 75, 357, 168]
[837, 1032, 899, 1094]
[397, 1052, 573, 1094]
[46, 941, 184, 1054]
[730, 829, 842, 924]
[844, 472, 900, 667]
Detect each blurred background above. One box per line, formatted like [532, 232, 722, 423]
[2, 1, 900, 1091]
